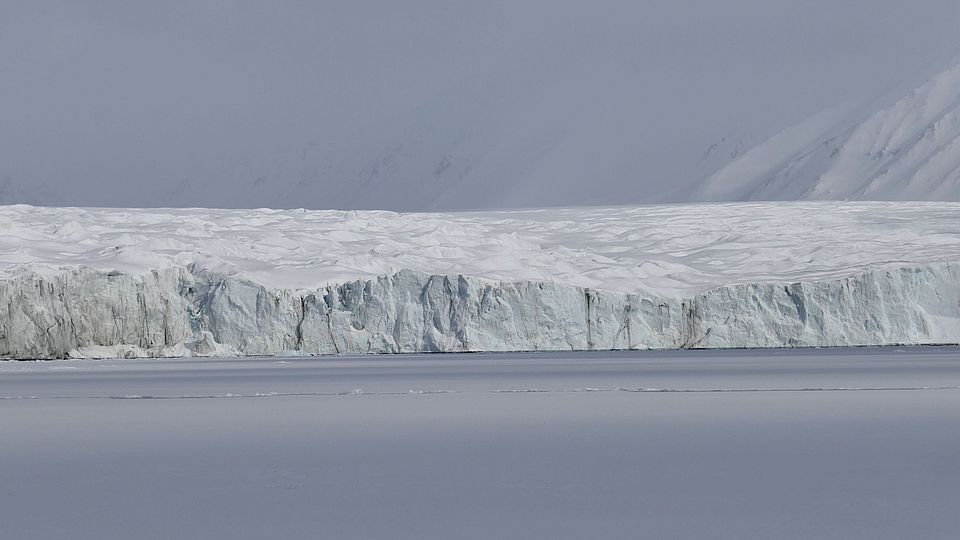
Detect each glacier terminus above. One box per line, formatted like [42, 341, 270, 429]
[3, 202, 959, 359]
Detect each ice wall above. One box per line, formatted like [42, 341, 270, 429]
[3, 263, 958, 359]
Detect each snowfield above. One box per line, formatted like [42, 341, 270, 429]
[2, 202, 960, 358]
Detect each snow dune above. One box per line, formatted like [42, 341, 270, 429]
[2, 202, 959, 358]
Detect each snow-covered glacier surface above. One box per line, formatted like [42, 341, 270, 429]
[2, 202, 959, 359]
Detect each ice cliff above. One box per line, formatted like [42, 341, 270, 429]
[2, 203, 959, 359]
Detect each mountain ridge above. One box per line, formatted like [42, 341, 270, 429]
[697, 58, 960, 202]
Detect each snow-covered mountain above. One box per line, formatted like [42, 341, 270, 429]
[201, 50, 960, 211]
[7, 2, 960, 211]
[174, 57, 736, 211]
[698, 59, 960, 202]
[54, 55, 960, 210]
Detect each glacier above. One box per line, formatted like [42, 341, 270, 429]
[2, 202, 959, 359]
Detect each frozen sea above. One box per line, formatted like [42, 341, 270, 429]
[3, 348, 960, 539]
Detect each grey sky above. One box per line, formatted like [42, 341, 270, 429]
[3, 0, 960, 209]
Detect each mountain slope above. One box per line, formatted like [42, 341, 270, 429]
[12, 3, 960, 210]
[176, 57, 724, 212]
[698, 60, 960, 202]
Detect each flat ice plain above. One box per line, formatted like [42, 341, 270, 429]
[4, 347, 960, 539]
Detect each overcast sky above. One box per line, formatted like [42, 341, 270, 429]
[3, 0, 960, 209]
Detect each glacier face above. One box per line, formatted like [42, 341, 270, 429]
[4, 264, 960, 360]
[1, 203, 959, 359]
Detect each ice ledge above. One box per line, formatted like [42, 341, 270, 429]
[2, 263, 959, 359]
